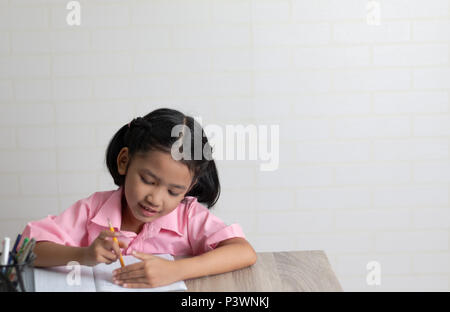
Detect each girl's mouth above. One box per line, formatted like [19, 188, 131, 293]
[139, 203, 158, 217]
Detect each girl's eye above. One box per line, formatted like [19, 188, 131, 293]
[140, 176, 154, 185]
[140, 176, 180, 197]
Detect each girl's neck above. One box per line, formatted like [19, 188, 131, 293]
[121, 192, 144, 234]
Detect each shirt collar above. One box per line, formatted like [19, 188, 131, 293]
[90, 186, 124, 230]
[149, 203, 184, 237]
[90, 186, 184, 237]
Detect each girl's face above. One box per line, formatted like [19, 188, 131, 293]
[117, 148, 194, 230]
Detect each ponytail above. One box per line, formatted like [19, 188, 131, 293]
[185, 160, 221, 208]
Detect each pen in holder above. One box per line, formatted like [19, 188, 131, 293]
[0, 251, 36, 292]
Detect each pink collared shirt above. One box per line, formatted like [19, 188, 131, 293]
[20, 187, 246, 256]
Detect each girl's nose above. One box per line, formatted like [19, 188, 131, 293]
[145, 199, 159, 208]
[146, 193, 161, 207]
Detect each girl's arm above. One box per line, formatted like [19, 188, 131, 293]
[112, 237, 257, 288]
[176, 237, 257, 280]
[33, 241, 87, 267]
[33, 230, 127, 267]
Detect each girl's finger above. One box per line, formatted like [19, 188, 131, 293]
[101, 255, 115, 265]
[102, 250, 117, 263]
[118, 241, 128, 249]
[108, 239, 121, 258]
[121, 282, 152, 289]
[100, 239, 114, 251]
[115, 277, 148, 285]
[102, 238, 121, 254]
[114, 269, 145, 281]
[99, 230, 120, 240]
[110, 241, 126, 261]
[113, 261, 144, 275]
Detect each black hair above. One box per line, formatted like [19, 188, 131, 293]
[105, 108, 220, 209]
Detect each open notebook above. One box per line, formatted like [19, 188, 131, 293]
[34, 254, 187, 292]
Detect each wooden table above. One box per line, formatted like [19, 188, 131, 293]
[182, 250, 343, 292]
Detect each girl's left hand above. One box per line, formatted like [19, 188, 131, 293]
[112, 251, 181, 288]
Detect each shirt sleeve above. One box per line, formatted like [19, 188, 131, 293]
[19, 195, 93, 249]
[186, 197, 246, 256]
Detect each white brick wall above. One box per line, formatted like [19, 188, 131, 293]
[0, 0, 449, 291]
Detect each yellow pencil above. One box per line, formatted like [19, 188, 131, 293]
[107, 218, 125, 268]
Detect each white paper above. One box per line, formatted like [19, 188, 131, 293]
[93, 254, 187, 292]
[34, 254, 187, 292]
[34, 265, 96, 292]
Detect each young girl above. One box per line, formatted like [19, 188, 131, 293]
[20, 108, 256, 288]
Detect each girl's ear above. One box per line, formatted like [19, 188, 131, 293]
[117, 147, 130, 175]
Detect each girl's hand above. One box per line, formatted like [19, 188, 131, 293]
[83, 230, 128, 266]
[112, 251, 181, 288]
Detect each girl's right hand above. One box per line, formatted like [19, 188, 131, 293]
[83, 230, 128, 266]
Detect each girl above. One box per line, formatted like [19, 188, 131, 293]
[20, 108, 257, 288]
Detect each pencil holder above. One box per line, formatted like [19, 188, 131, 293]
[0, 251, 35, 292]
